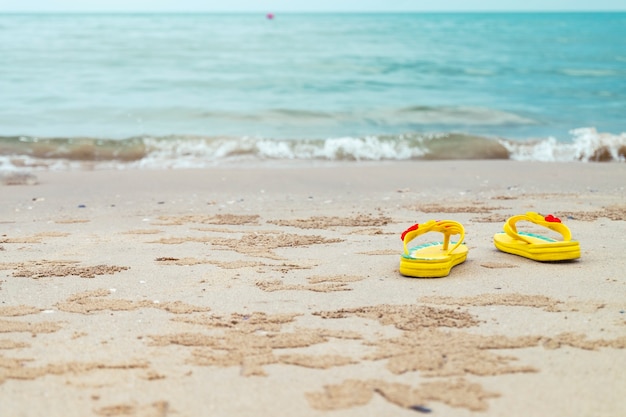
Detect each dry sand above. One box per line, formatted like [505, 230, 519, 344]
[1, 160, 625, 417]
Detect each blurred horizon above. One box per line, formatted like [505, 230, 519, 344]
[2, 10, 626, 14]
[1, 0, 625, 13]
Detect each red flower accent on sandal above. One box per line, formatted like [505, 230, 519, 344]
[544, 214, 561, 223]
[401, 224, 419, 240]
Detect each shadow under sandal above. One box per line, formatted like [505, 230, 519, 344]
[399, 220, 468, 278]
[493, 212, 581, 261]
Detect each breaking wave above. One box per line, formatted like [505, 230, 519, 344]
[0, 127, 624, 171]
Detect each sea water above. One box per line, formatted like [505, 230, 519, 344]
[0, 12, 625, 168]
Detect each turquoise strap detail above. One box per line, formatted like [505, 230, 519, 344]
[402, 241, 463, 259]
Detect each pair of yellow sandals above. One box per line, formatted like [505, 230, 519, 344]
[399, 212, 581, 278]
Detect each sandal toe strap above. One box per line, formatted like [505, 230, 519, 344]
[504, 212, 572, 243]
[401, 220, 465, 255]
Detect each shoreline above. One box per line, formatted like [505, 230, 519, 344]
[2, 127, 626, 169]
[1, 161, 625, 416]
[2, 161, 625, 211]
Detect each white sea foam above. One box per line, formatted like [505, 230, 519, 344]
[136, 135, 428, 168]
[502, 128, 626, 162]
[297, 136, 425, 161]
[1, 128, 624, 172]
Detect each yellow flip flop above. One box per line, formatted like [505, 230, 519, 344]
[399, 220, 468, 278]
[493, 212, 580, 261]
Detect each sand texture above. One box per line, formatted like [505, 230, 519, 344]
[1, 161, 625, 416]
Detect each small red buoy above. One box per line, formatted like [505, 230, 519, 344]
[266, 13, 274, 20]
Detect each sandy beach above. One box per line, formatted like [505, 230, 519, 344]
[1, 160, 625, 417]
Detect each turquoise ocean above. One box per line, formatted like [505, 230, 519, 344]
[1, 12, 625, 169]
